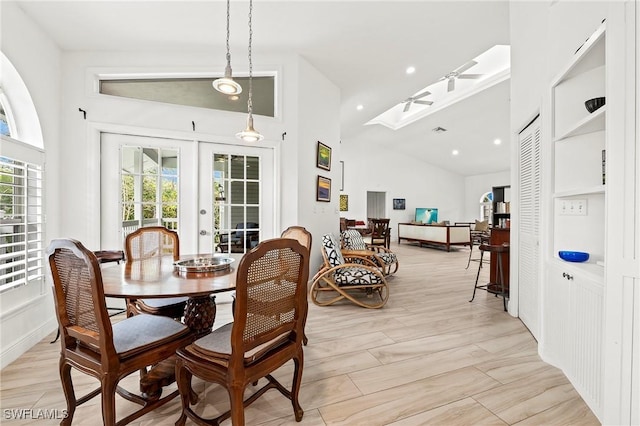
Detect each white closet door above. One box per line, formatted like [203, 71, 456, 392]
[518, 116, 541, 340]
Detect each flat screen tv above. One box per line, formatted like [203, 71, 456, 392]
[415, 208, 438, 224]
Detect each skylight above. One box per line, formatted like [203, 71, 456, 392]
[366, 45, 510, 130]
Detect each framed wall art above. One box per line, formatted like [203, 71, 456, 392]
[317, 141, 332, 171]
[340, 194, 349, 211]
[393, 198, 406, 210]
[317, 176, 331, 202]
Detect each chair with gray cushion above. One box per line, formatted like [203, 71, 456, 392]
[47, 238, 193, 425]
[310, 234, 389, 309]
[341, 229, 399, 275]
[174, 238, 310, 426]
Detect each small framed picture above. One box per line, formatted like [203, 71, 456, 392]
[317, 141, 332, 171]
[339, 194, 349, 211]
[317, 176, 331, 202]
[393, 198, 406, 210]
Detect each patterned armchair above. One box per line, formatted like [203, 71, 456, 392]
[310, 234, 389, 308]
[341, 229, 399, 275]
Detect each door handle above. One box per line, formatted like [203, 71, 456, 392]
[200, 230, 207, 236]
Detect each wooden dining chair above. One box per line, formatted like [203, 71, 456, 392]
[124, 226, 187, 318]
[281, 225, 312, 345]
[47, 238, 193, 426]
[175, 238, 310, 426]
[369, 218, 391, 248]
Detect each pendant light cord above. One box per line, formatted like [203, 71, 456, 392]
[225, 0, 231, 66]
[247, 0, 254, 116]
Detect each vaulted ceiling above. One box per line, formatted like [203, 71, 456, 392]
[11, 0, 511, 176]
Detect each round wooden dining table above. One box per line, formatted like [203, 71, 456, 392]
[100, 254, 237, 336]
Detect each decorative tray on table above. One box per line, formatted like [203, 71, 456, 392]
[174, 257, 234, 273]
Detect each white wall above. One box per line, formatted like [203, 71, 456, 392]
[340, 138, 466, 238]
[463, 171, 511, 221]
[295, 58, 340, 273]
[0, 2, 61, 369]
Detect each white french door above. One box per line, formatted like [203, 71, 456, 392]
[197, 142, 275, 256]
[100, 133, 275, 255]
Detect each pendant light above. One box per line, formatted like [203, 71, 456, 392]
[212, 0, 242, 95]
[236, 0, 264, 142]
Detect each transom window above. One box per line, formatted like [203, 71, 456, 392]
[100, 77, 275, 117]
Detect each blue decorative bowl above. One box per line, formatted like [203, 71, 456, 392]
[559, 251, 589, 262]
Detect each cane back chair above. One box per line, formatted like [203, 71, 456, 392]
[124, 226, 187, 318]
[175, 238, 310, 426]
[47, 238, 193, 425]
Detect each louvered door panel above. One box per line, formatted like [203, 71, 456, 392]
[518, 117, 541, 340]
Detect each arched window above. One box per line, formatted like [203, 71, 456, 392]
[0, 56, 45, 294]
[479, 191, 493, 222]
[0, 88, 15, 137]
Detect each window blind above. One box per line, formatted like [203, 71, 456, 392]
[0, 136, 45, 293]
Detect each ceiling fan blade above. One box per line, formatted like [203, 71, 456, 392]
[414, 90, 431, 100]
[403, 102, 412, 112]
[413, 100, 433, 106]
[455, 60, 478, 74]
[457, 73, 483, 79]
[447, 77, 455, 92]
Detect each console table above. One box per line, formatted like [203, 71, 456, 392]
[397, 223, 471, 252]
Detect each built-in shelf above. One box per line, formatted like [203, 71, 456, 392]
[553, 185, 605, 198]
[551, 23, 606, 86]
[555, 106, 606, 141]
[550, 256, 605, 282]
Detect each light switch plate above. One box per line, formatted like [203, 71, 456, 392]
[559, 199, 587, 215]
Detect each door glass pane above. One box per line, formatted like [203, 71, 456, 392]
[230, 181, 244, 204]
[246, 156, 259, 180]
[230, 156, 244, 179]
[246, 181, 259, 204]
[120, 145, 179, 238]
[213, 153, 261, 255]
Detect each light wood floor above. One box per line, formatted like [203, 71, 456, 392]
[0, 242, 600, 425]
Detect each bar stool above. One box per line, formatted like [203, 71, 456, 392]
[466, 231, 490, 269]
[469, 243, 509, 311]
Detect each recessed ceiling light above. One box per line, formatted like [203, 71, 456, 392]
[356, 104, 364, 111]
[452, 150, 459, 156]
[494, 138, 502, 145]
[229, 95, 239, 101]
[406, 66, 416, 74]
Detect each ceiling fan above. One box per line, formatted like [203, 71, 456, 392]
[402, 90, 433, 112]
[441, 60, 483, 92]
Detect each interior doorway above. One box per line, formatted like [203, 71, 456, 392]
[366, 191, 386, 219]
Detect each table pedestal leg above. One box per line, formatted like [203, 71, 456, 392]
[184, 295, 216, 336]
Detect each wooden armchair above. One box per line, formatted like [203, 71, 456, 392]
[124, 226, 187, 318]
[310, 234, 389, 309]
[341, 229, 399, 275]
[175, 238, 310, 426]
[47, 238, 193, 425]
